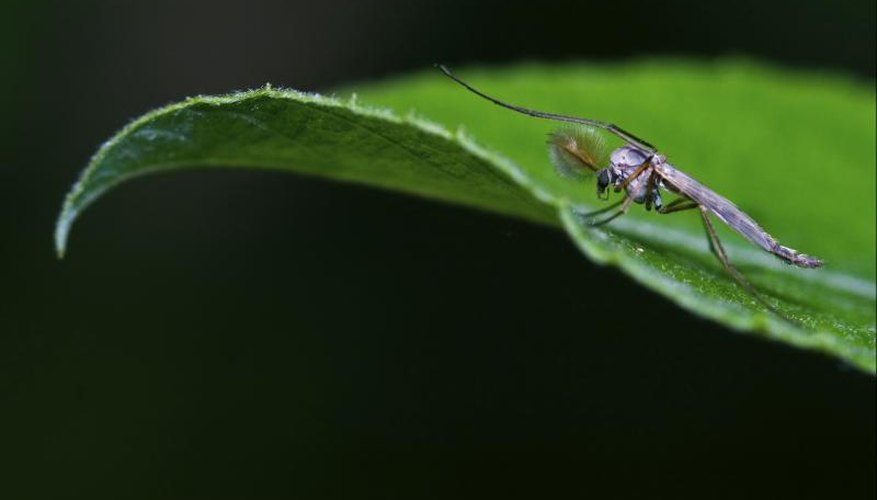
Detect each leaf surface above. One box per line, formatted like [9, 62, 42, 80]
[57, 60, 877, 372]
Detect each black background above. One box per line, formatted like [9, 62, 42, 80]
[1, 1, 874, 498]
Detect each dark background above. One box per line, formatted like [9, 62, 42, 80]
[1, 1, 874, 498]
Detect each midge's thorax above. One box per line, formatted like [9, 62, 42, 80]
[597, 146, 675, 211]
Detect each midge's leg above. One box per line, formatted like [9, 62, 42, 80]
[577, 198, 625, 218]
[699, 206, 790, 320]
[657, 197, 700, 215]
[588, 196, 634, 226]
[644, 172, 658, 211]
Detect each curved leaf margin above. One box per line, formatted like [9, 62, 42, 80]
[55, 76, 876, 373]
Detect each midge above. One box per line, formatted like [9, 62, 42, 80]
[437, 65, 823, 314]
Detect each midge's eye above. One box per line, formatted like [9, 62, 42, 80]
[597, 169, 612, 189]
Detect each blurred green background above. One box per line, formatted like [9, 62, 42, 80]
[1, 1, 874, 498]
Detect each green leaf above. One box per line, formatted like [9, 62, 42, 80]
[56, 60, 876, 373]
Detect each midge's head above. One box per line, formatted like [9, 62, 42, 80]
[547, 125, 616, 198]
[596, 168, 617, 198]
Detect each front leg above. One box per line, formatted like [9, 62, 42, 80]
[588, 195, 634, 226]
[577, 198, 625, 218]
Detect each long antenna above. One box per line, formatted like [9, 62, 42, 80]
[435, 64, 657, 152]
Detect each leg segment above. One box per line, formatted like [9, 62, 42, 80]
[644, 172, 657, 211]
[699, 206, 787, 319]
[588, 196, 634, 226]
[658, 197, 700, 215]
[576, 198, 625, 218]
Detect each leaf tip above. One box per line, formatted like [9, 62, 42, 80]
[54, 203, 76, 260]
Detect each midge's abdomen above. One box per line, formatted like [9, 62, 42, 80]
[772, 244, 823, 268]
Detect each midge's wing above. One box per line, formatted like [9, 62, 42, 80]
[654, 162, 778, 254]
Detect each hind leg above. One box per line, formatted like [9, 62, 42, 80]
[699, 206, 793, 322]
